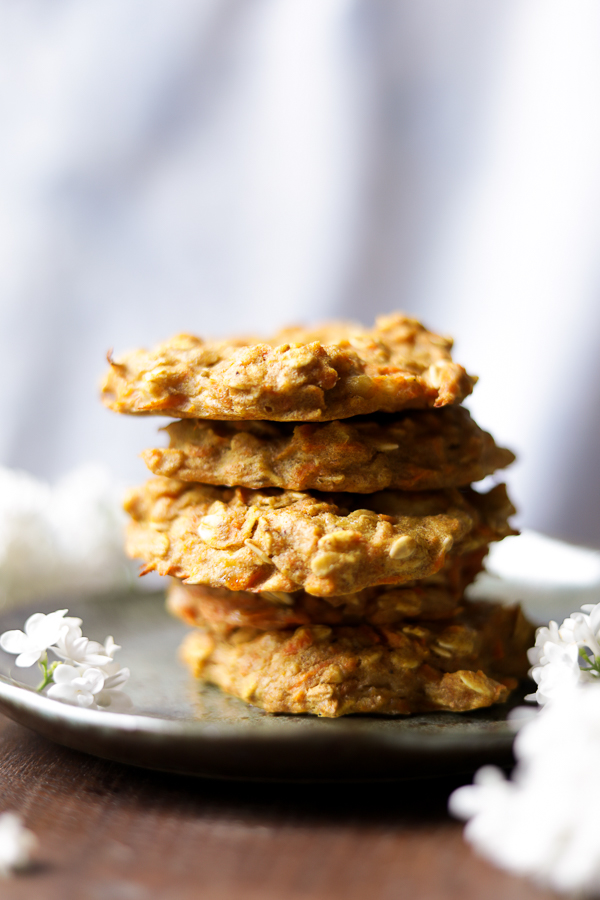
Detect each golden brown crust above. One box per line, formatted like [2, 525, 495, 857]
[180, 601, 534, 717]
[166, 548, 488, 630]
[143, 407, 514, 493]
[101, 314, 476, 421]
[125, 478, 516, 596]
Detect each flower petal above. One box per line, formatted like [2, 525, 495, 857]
[77, 668, 105, 694]
[104, 667, 130, 690]
[55, 623, 84, 646]
[75, 693, 96, 708]
[98, 659, 120, 677]
[47, 683, 77, 703]
[23, 613, 49, 636]
[104, 636, 121, 658]
[82, 653, 112, 667]
[0, 630, 28, 654]
[97, 689, 132, 711]
[0, 812, 37, 873]
[52, 664, 80, 685]
[587, 603, 600, 636]
[15, 650, 42, 668]
[25, 611, 69, 650]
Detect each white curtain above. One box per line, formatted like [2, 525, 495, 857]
[0, 0, 598, 544]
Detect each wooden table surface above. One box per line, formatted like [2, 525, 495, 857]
[0, 712, 559, 900]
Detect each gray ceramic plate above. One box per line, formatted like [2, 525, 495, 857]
[0, 590, 529, 781]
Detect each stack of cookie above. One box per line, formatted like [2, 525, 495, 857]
[102, 314, 533, 717]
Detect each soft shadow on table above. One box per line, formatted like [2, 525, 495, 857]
[0, 715, 557, 900]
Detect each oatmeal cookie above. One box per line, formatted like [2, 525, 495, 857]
[125, 478, 515, 596]
[180, 600, 534, 717]
[166, 548, 488, 630]
[101, 314, 476, 421]
[143, 407, 514, 492]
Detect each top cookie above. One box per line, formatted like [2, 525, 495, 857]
[101, 314, 476, 421]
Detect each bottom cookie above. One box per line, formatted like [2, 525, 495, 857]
[179, 601, 534, 717]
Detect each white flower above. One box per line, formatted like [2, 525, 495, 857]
[0, 464, 141, 609]
[561, 604, 600, 658]
[1, 608, 132, 711]
[450, 683, 600, 894]
[527, 601, 600, 705]
[46, 664, 105, 708]
[526, 640, 584, 704]
[0, 609, 79, 667]
[103, 636, 119, 656]
[526, 619, 563, 667]
[52, 621, 112, 668]
[95, 661, 132, 711]
[91, 638, 131, 709]
[46, 660, 131, 711]
[0, 812, 37, 877]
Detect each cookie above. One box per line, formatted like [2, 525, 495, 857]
[124, 478, 515, 596]
[143, 407, 514, 492]
[102, 314, 476, 421]
[180, 600, 533, 717]
[166, 548, 488, 630]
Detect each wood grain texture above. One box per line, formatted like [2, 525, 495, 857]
[0, 714, 558, 900]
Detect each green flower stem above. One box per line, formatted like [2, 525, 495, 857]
[579, 648, 600, 676]
[36, 654, 58, 692]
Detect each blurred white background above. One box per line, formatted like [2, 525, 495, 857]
[1, 0, 599, 545]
